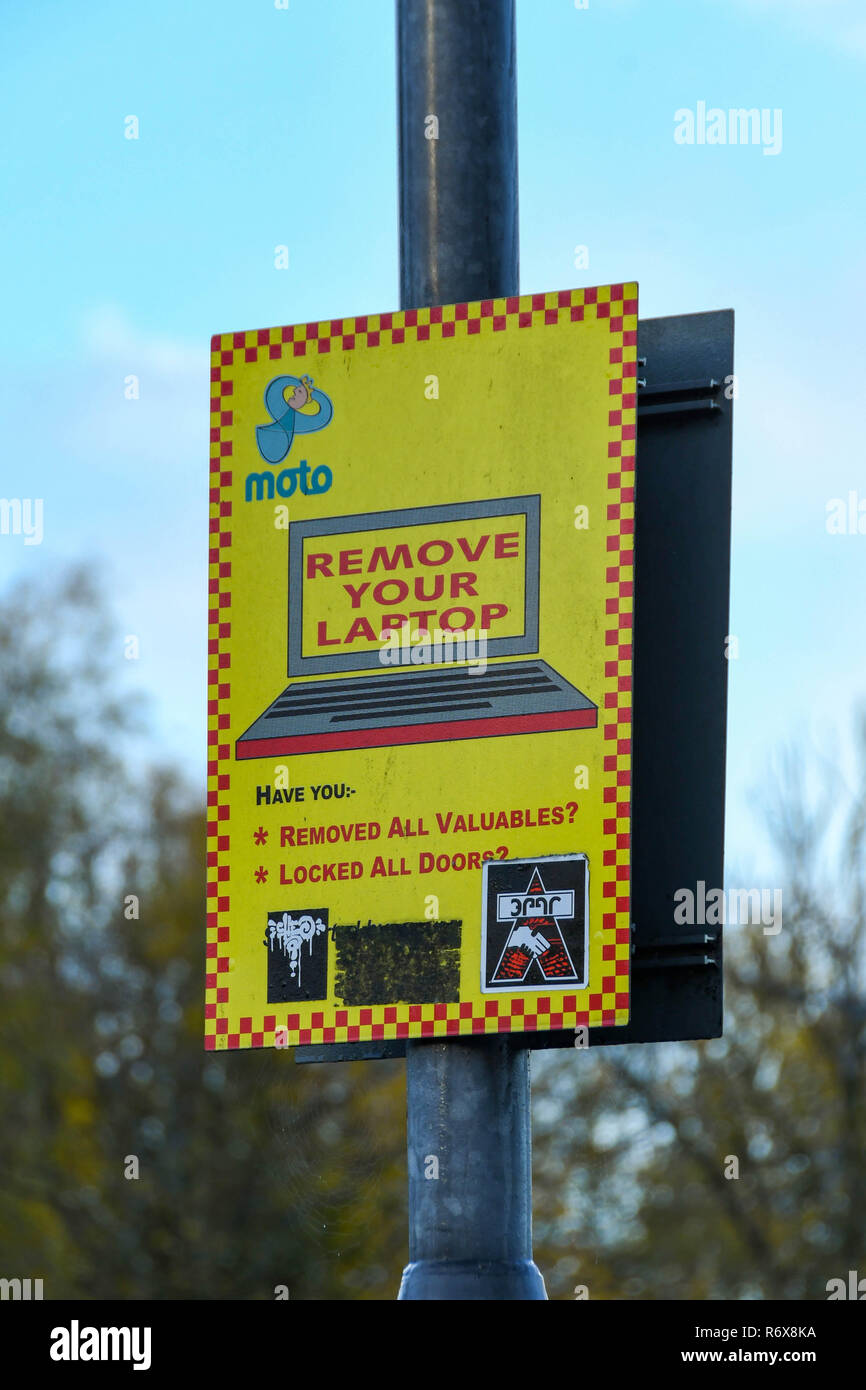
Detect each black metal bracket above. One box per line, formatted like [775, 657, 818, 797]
[633, 931, 720, 971]
[637, 375, 723, 418]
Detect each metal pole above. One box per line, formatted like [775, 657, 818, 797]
[396, 0, 546, 1302]
[397, 0, 519, 307]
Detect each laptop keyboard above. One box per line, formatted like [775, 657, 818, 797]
[265, 662, 561, 723]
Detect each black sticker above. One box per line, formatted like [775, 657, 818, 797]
[481, 855, 588, 991]
[332, 919, 461, 1006]
[264, 908, 329, 1003]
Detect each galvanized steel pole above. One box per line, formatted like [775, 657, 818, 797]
[396, 0, 547, 1301]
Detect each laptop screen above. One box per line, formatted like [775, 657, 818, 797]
[287, 495, 540, 675]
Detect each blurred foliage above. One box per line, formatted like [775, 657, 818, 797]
[533, 733, 866, 1299]
[1, 567, 863, 1299]
[0, 567, 406, 1299]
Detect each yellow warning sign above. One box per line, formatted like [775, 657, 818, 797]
[206, 283, 637, 1050]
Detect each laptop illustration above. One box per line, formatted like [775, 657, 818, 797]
[236, 495, 597, 759]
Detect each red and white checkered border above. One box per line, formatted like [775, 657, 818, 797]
[206, 284, 637, 1049]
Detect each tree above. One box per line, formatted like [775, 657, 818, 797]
[0, 566, 408, 1299]
[531, 722, 866, 1299]
[4, 565, 862, 1300]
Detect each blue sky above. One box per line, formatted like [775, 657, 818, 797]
[1, 0, 864, 872]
